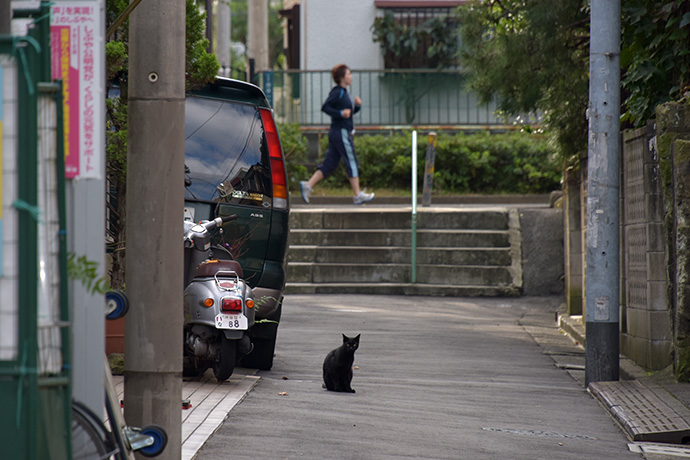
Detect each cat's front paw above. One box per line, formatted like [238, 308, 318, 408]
[349, 389, 356, 393]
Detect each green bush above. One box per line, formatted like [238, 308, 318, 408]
[277, 123, 308, 190]
[306, 130, 561, 194]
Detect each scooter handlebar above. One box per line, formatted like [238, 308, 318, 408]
[220, 214, 238, 223]
[208, 214, 238, 230]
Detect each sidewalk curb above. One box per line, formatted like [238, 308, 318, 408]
[558, 313, 690, 444]
[557, 313, 647, 381]
[289, 193, 553, 207]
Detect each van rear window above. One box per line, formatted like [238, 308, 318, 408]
[184, 96, 272, 207]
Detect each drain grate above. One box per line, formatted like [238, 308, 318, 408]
[589, 380, 690, 444]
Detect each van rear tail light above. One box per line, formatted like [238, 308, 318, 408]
[221, 297, 243, 312]
[260, 108, 288, 209]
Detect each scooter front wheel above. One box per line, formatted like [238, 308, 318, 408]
[213, 338, 237, 382]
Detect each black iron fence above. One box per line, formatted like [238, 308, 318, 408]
[253, 69, 539, 128]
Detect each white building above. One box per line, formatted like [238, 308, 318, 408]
[276, 1, 517, 128]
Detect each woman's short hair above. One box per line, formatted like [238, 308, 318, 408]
[331, 64, 349, 84]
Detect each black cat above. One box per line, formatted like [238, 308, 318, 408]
[322, 334, 360, 393]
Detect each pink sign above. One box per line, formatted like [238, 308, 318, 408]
[50, 3, 102, 179]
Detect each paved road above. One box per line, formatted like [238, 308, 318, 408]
[194, 294, 644, 460]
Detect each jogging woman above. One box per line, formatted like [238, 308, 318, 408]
[300, 64, 374, 205]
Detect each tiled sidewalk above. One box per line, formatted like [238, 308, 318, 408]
[112, 369, 259, 460]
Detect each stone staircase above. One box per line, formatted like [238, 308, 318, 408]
[285, 206, 523, 296]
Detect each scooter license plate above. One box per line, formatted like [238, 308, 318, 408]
[215, 313, 248, 330]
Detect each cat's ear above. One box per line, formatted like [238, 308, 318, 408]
[354, 334, 360, 341]
[342, 334, 348, 342]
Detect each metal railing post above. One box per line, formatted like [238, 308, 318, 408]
[422, 132, 437, 207]
[411, 130, 418, 283]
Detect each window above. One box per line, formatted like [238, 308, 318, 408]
[184, 96, 272, 208]
[373, 4, 461, 69]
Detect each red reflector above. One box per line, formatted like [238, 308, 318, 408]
[221, 297, 242, 312]
[260, 108, 288, 202]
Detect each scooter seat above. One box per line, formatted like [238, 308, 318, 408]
[194, 259, 243, 278]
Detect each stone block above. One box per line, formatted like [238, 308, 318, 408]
[648, 222, 666, 252]
[621, 334, 652, 369]
[568, 249, 583, 277]
[626, 307, 651, 340]
[649, 310, 672, 341]
[647, 280, 670, 311]
[646, 192, 664, 223]
[519, 208, 564, 296]
[643, 163, 662, 195]
[649, 340, 673, 370]
[647, 252, 668, 282]
[657, 103, 690, 133]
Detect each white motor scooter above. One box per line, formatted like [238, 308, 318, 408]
[182, 215, 255, 381]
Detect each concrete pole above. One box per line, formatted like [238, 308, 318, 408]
[0, 0, 10, 34]
[217, 1, 231, 77]
[585, 0, 621, 386]
[205, 0, 213, 54]
[248, 0, 269, 73]
[125, 0, 185, 455]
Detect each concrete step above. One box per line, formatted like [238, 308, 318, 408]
[284, 282, 520, 297]
[287, 262, 513, 286]
[286, 206, 523, 296]
[290, 208, 509, 230]
[289, 229, 510, 248]
[288, 246, 512, 266]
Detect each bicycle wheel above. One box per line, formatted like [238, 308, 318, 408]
[72, 401, 118, 460]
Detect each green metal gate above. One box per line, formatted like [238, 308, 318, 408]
[0, 3, 71, 458]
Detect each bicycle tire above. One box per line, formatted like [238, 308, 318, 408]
[72, 401, 119, 460]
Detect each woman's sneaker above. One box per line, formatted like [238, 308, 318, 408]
[353, 191, 375, 205]
[299, 181, 312, 203]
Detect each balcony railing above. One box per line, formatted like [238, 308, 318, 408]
[254, 69, 538, 128]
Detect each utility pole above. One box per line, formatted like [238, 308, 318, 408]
[585, 0, 621, 386]
[248, 0, 269, 79]
[0, 0, 10, 34]
[125, 0, 185, 456]
[217, 0, 231, 77]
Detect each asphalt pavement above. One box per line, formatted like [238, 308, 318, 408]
[190, 294, 668, 460]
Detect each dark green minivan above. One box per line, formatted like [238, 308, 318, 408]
[183, 78, 289, 370]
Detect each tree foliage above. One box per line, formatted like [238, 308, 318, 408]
[105, 0, 219, 288]
[457, 0, 590, 165]
[186, 0, 221, 90]
[457, 0, 690, 164]
[621, 0, 690, 126]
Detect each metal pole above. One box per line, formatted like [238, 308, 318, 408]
[585, 0, 621, 386]
[125, 0, 185, 455]
[411, 130, 417, 284]
[422, 132, 436, 207]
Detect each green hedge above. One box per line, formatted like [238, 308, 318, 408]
[278, 125, 562, 194]
[277, 124, 309, 191]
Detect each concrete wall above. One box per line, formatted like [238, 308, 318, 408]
[656, 103, 690, 379]
[519, 208, 565, 296]
[563, 101, 690, 374]
[300, 0, 382, 70]
[620, 123, 671, 370]
[563, 167, 584, 315]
